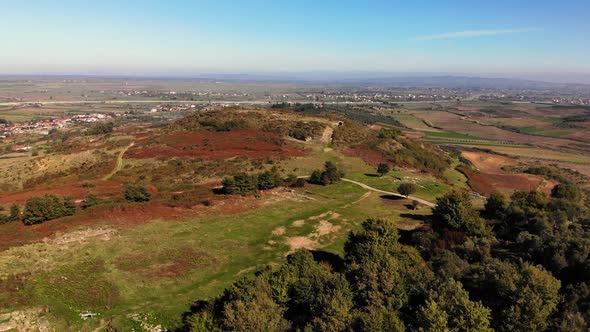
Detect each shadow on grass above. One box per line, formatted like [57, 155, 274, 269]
[380, 194, 404, 201]
[364, 173, 381, 177]
[400, 213, 430, 223]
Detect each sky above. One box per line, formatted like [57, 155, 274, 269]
[1, 0, 589, 83]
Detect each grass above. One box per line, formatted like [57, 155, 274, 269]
[1, 177, 423, 330]
[517, 126, 573, 138]
[0, 141, 453, 330]
[389, 113, 441, 131]
[422, 130, 493, 141]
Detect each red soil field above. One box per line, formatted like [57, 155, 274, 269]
[126, 130, 306, 160]
[461, 151, 556, 196]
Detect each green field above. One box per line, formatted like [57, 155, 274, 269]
[421, 130, 493, 141]
[0, 143, 452, 330]
[518, 126, 573, 138]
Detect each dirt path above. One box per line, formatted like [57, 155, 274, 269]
[103, 142, 134, 180]
[341, 178, 435, 207]
[320, 126, 334, 144]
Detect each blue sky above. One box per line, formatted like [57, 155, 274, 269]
[1, 0, 589, 82]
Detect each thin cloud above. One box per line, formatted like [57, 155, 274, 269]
[414, 28, 541, 41]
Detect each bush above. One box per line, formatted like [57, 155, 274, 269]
[309, 161, 344, 186]
[257, 167, 283, 190]
[378, 127, 400, 139]
[82, 193, 101, 209]
[397, 183, 417, 196]
[23, 195, 75, 225]
[551, 183, 581, 202]
[86, 122, 114, 135]
[124, 185, 152, 202]
[377, 163, 390, 176]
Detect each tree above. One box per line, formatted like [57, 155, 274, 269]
[323, 161, 343, 183]
[257, 167, 283, 190]
[222, 173, 258, 195]
[482, 192, 506, 220]
[473, 259, 561, 332]
[9, 204, 20, 221]
[86, 122, 114, 135]
[124, 185, 151, 202]
[23, 195, 70, 225]
[417, 299, 450, 332]
[397, 183, 417, 196]
[551, 183, 581, 202]
[411, 200, 420, 210]
[432, 191, 485, 235]
[308, 161, 344, 186]
[82, 193, 101, 209]
[63, 197, 76, 216]
[377, 163, 390, 176]
[420, 279, 492, 332]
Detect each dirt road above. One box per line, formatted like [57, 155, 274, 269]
[341, 178, 436, 207]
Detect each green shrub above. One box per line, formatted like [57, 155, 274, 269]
[397, 183, 417, 196]
[23, 195, 75, 225]
[124, 185, 152, 203]
[309, 161, 344, 186]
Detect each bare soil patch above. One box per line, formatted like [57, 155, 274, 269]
[285, 236, 318, 252]
[272, 226, 287, 236]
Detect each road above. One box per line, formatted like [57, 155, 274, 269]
[341, 178, 436, 207]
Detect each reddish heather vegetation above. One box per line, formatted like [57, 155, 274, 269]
[0, 193, 263, 251]
[342, 146, 389, 165]
[126, 130, 306, 160]
[0, 180, 123, 205]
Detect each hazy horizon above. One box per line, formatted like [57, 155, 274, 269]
[2, 0, 589, 84]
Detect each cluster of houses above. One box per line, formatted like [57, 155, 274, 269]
[149, 104, 197, 113]
[0, 113, 119, 138]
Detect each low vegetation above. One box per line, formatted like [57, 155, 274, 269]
[22, 195, 76, 225]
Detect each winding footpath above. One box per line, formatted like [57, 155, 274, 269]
[102, 142, 134, 180]
[341, 178, 436, 208]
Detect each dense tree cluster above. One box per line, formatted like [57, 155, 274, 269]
[184, 184, 590, 331]
[309, 161, 344, 186]
[222, 167, 284, 195]
[22, 195, 76, 225]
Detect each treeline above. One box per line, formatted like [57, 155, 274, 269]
[182, 184, 590, 331]
[5, 184, 154, 226]
[221, 162, 343, 195]
[221, 167, 303, 195]
[21, 195, 76, 225]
